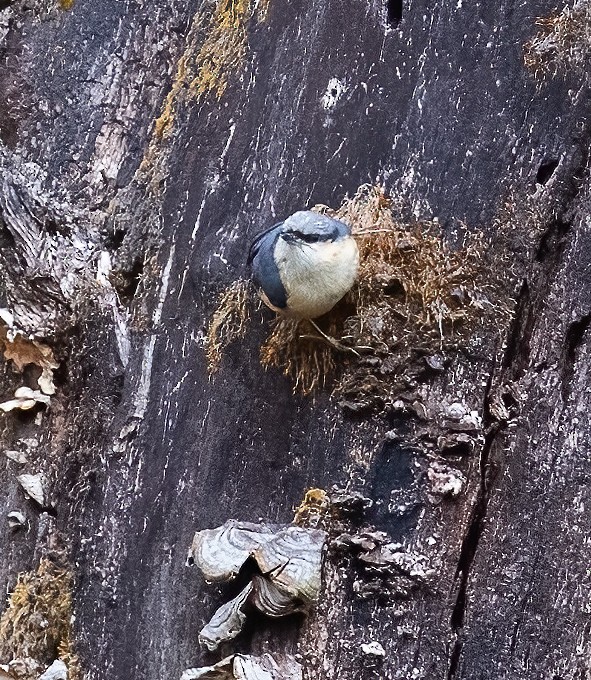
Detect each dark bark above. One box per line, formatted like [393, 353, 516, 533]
[0, 0, 590, 679]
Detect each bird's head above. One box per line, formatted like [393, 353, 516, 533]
[279, 211, 351, 247]
[248, 210, 358, 319]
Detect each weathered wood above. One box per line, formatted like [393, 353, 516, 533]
[0, 0, 590, 679]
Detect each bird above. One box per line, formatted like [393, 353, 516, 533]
[248, 210, 359, 350]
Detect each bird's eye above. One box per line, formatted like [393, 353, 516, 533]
[294, 231, 320, 243]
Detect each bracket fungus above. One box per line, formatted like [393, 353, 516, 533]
[0, 387, 51, 413]
[188, 520, 326, 651]
[181, 653, 302, 680]
[199, 583, 253, 651]
[6, 511, 26, 531]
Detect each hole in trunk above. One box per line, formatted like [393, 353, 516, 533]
[386, 0, 402, 25]
[536, 158, 558, 185]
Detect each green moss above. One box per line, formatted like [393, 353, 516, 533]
[0, 559, 80, 680]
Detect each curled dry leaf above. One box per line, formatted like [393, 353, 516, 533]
[0, 316, 58, 396]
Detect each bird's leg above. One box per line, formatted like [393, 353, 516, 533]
[299, 319, 361, 356]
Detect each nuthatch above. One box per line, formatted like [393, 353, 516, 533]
[248, 211, 359, 321]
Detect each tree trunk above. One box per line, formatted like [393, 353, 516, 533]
[0, 0, 590, 679]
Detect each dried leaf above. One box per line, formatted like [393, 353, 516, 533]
[16, 473, 46, 506]
[0, 323, 58, 396]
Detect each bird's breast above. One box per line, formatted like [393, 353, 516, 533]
[275, 236, 359, 318]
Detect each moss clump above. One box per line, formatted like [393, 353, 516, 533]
[57, 0, 75, 9]
[524, 1, 591, 79]
[329, 185, 490, 347]
[0, 559, 80, 680]
[206, 278, 251, 372]
[293, 488, 331, 528]
[206, 284, 348, 394]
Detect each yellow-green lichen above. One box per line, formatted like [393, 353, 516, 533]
[293, 488, 331, 528]
[154, 54, 189, 140]
[192, 0, 252, 100]
[154, 0, 269, 140]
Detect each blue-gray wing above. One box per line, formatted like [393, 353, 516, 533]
[247, 221, 283, 265]
[247, 222, 287, 310]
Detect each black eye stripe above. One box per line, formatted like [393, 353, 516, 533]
[289, 230, 336, 243]
[298, 231, 319, 243]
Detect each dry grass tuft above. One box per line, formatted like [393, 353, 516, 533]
[0, 559, 80, 680]
[259, 318, 339, 395]
[524, 1, 591, 79]
[317, 185, 490, 349]
[206, 278, 251, 372]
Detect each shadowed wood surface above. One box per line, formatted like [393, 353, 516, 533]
[0, 0, 590, 678]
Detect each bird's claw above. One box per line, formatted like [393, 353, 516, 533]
[299, 320, 374, 356]
[298, 334, 361, 355]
